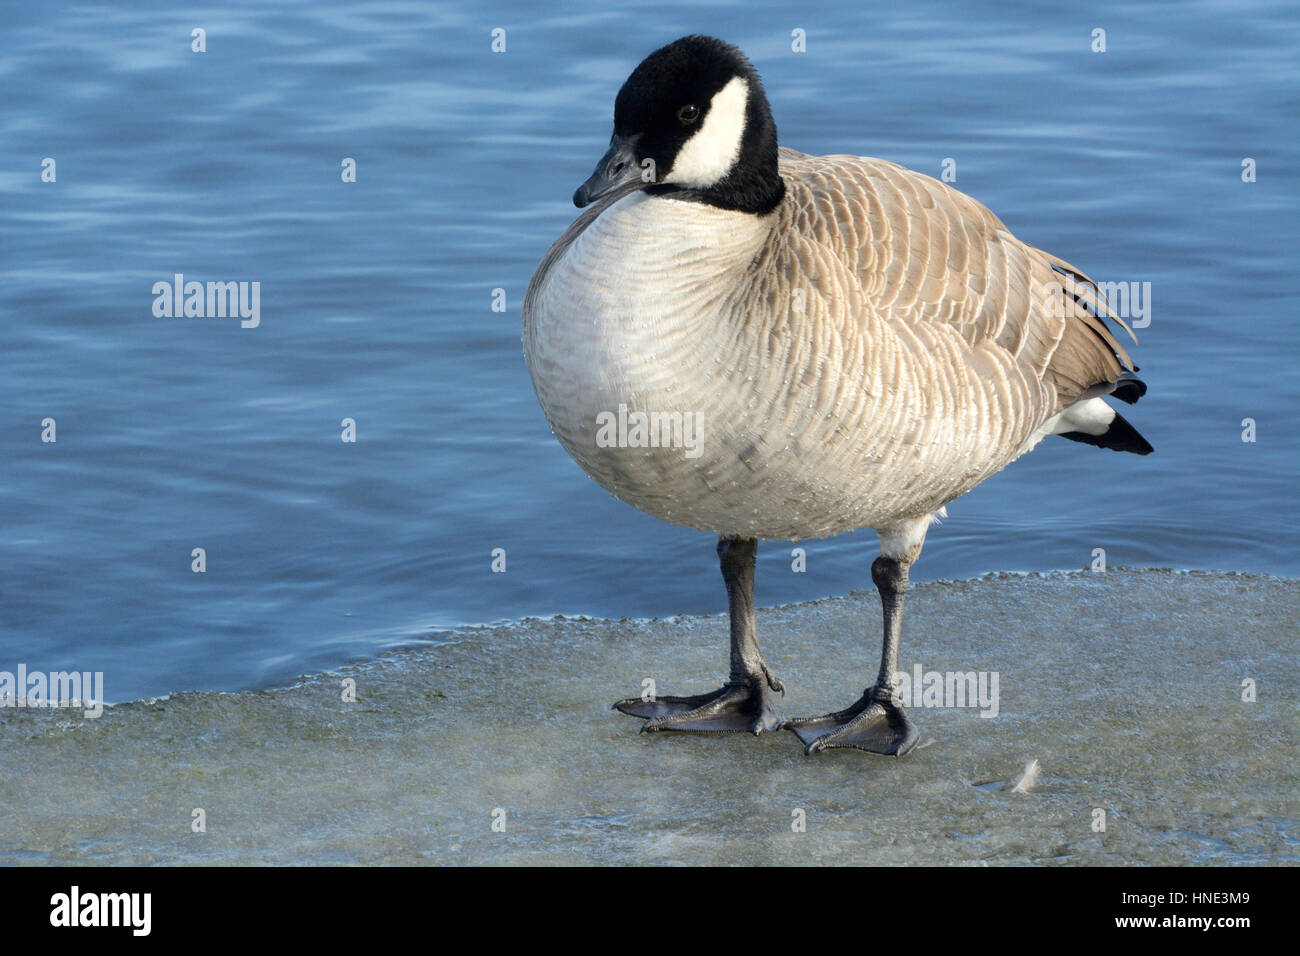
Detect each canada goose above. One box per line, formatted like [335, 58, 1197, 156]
[522, 35, 1151, 756]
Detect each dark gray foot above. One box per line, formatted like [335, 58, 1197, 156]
[784, 688, 919, 756]
[613, 676, 783, 735]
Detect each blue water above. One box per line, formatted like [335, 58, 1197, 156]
[2, 1, 1296, 702]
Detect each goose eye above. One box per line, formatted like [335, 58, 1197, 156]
[677, 104, 700, 124]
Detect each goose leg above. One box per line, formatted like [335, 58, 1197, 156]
[785, 555, 920, 756]
[613, 536, 784, 735]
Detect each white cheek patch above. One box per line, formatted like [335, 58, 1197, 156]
[665, 75, 749, 188]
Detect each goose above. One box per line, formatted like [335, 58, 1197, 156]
[522, 35, 1151, 756]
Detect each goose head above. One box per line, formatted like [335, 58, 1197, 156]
[573, 35, 786, 215]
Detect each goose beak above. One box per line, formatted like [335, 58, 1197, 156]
[573, 136, 645, 207]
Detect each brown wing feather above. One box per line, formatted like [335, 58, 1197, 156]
[776, 147, 1134, 415]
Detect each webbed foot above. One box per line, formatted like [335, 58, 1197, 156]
[784, 687, 919, 756]
[613, 675, 783, 735]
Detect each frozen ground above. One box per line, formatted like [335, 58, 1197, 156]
[1, 569, 1295, 865]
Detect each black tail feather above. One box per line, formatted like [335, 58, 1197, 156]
[1111, 371, 1146, 405]
[1060, 411, 1153, 455]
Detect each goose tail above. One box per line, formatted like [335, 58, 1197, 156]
[1056, 372, 1153, 455]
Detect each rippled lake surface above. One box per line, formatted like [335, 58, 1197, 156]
[1, 1, 1296, 701]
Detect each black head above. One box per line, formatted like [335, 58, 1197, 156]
[572, 36, 785, 215]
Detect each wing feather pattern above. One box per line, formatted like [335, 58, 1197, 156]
[775, 147, 1136, 419]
